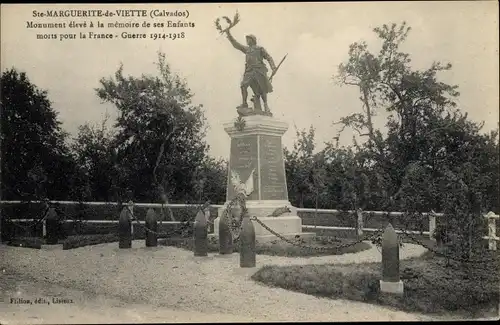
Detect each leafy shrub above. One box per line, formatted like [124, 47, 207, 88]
[62, 234, 119, 249]
[7, 237, 43, 249]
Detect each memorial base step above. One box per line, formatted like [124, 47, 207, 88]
[208, 232, 316, 244]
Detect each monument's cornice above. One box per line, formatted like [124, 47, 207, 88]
[223, 115, 289, 137]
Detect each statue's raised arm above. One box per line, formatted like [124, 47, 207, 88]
[216, 12, 287, 117]
[226, 30, 247, 53]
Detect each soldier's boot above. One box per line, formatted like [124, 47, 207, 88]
[236, 102, 249, 109]
[263, 102, 272, 115]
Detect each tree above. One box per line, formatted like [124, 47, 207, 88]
[95, 52, 209, 204]
[70, 114, 119, 202]
[1, 68, 76, 201]
[322, 143, 375, 211]
[284, 125, 319, 208]
[333, 22, 460, 209]
[390, 110, 499, 256]
[192, 156, 228, 204]
[333, 22, 499, 258]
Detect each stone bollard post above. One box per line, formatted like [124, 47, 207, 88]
[127, 201, 134, 238]
[193, 210, 208, 256]
[119, 207, 132, 249]
[45, 208, 59, 245]
[240, 213, 256, 268]
[380, 223, 404, 295]
[145, 208, 158, 247]
[483, 211, 499, 251]
[356, 208, 364, 238]
[428, 212, 437, 242]
[202, 201, 212, 233]
[219, 215, 233, 254]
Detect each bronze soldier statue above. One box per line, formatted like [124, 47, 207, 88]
[225, 30, 277, 115]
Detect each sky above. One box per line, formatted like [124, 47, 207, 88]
[1, 2, 499, 159]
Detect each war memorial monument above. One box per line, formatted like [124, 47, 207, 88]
[211, 13, 314, 242]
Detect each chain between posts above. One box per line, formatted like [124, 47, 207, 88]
[249, 215, 384, 251]
[9, 199, 498, 266]
[398, 227, 498, 265]
[5, 205, 51, 233]
[221, 193, 385, 250]
[125, 206, 193, 238]
[219, 193, 248, 242]
[125, 201, 500, 265]
[128, 204, 384, 250]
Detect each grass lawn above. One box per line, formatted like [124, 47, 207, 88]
[159, 235, 371, 257]
[251, 249, 499, 318]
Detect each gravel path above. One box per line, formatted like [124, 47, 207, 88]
[0, 271, 258, 324]
[1, 240, 434, 323]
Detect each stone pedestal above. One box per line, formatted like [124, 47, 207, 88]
[213, 115, 314, 243]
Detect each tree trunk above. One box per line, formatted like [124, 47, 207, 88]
[468, 217, 473, 261]
[362, 86, 374, 141]
[314, 190, 319, 229]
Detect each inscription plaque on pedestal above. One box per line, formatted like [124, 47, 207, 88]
[226, 135, 259, 200]
[213, 115, 316, 243]
[259, 135, 287, 200]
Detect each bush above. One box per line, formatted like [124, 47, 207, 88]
[62, 234, 119, 249]
[6, 234, 120, 250]
[7, 237, 44, 249]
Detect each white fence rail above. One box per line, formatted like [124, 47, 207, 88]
[302, 225, 430, 236]
[1, 201, 496, 244]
